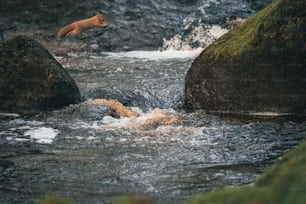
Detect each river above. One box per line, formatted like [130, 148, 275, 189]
[1, 51, 305, 204]
[1, 0, 306, 204]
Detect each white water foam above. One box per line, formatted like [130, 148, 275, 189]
[102, 49, 203, 60]
[98, 108, 178, 129]
[0, 112, 20, 118]
[161, 24, 228, 51]
[24, 127, 59, 144]
[250, 112, 293, 117]
[102, 24, 227, 61]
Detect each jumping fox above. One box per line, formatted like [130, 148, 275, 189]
[57, 13, 108, 38]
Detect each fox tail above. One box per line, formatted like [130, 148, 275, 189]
[57, 24, 73, 38]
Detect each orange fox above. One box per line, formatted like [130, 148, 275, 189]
[57, 13, 108, 38]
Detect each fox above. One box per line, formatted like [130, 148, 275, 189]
[57, 13, 108, 38]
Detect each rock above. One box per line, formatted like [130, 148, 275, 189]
[0, 36, 81, 113]
[185, 0, 306, 114]
[35, 195, 75, 204]
[113, 194, 154, 204]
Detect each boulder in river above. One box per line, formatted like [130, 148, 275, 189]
[185, 0, 306, 114]
[0, 35, 81, 113]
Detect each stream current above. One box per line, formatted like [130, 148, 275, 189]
[1, 51, 306, 204]
[1, 0, 306, 203]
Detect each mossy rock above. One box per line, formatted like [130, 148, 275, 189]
[185, 0, 306, 114]
[112, 194, 154, 204]
[185, 140, 306, 204]
[0, 36, 81, 114]
[35, 194, 75, 204]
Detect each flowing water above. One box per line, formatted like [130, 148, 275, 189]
[1, 51, 305, 204]
[1, 0, 306, 204]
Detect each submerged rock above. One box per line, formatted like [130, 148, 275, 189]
[185, 0, 306, 114]
[0, 36, 81, 113]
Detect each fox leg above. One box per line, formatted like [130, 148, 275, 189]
[65, 28, 82, 37]
[65, 31, 73, 37]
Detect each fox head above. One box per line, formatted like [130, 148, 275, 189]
[96, 13, 108, 27]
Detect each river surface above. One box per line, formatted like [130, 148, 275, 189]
[2, 0, 306, 204]
[1, 51, 305, 204]
[1, 0, 274, 51]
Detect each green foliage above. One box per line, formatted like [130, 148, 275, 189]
[112, 194, 154, 204]
[35, 194, 75, 204]
[185, 141, 306, 204]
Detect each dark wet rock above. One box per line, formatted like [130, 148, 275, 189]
[0, 36, 81, 114]
[185, 0, 306, 114]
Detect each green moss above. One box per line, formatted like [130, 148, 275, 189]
[186, 0, 305, 112]
[35, 194, 76, 204]
[185, 141, 306, 204]
[112, 194, 154, 204]
[203, 0, 305, 62]
[208, 2, 276, 60]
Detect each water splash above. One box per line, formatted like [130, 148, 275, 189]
[84, 99, 179, 129]
[160, 14, 229, 51]
[86, 98, 140, 118]
[0, 118, 58, 144]
[101, 108, 179, 129]
[24, 127, 59, 144]
[102, 49, 204, 60]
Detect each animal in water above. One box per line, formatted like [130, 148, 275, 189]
[57, 13, 108, 38]
[86, 99, 179, 128]
[86, 99, 139, 118]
